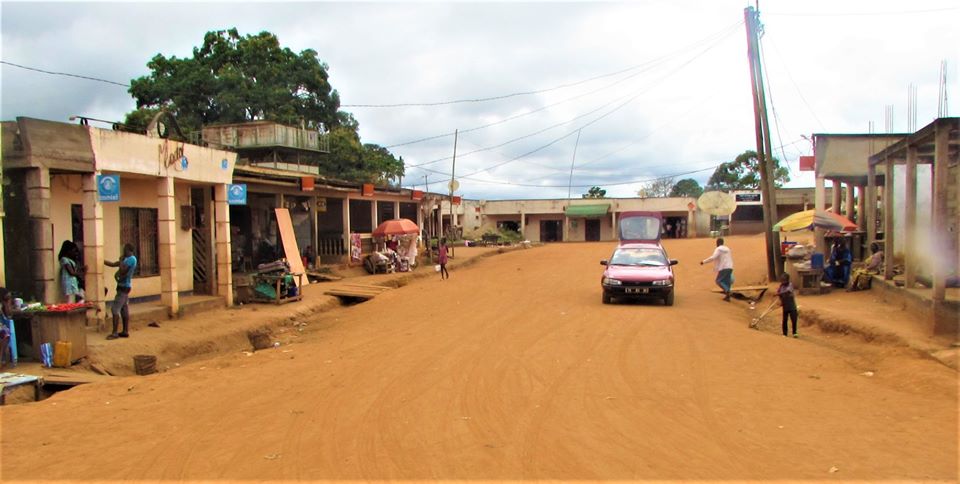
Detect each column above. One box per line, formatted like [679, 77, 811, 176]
[831, 180, 842, 213]
[686, 207, 696, 238]
[393, 201, 400, 222]
[931, 123, 950, 302]
[342, 196, 351, 260]
[371, 199, 378, 231]
[611, 210, 617, 240]
[82, 174, 106, 329]
[814, 175, 827, 255]
[157, 177, 179, 316]
[856, 186, 866, 229]
[520, 208, 526, 240]
[883, 159, 895, 280]
[213, 184, 233, 307]
[904, 146, 917, 288]
[844, 182, 855, 220]
[866, 163, 877, 249]
[26, 167, 55, 302]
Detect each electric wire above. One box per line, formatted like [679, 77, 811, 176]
[758, 36, 795, 178]
[0, 60, 131, 87]
[408, 22, 741, 176]
[341, 20, 744, 109]
[763, 33, 825, 130]
[382, 20, 744, 148]
[765, 6, 959, 17]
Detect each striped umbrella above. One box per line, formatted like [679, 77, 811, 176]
[773, 209, 858, 232]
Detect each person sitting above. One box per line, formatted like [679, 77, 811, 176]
[849, 242, 882, 291]
[825, 238, 852, 288]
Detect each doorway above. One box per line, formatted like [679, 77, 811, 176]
[585, 219, 601, 241]
[191, 187, 213, 295]
[540, 220, 563, 242]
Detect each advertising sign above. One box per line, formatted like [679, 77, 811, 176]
[227, 184, 248, 205]
[97, 175, 120, 202]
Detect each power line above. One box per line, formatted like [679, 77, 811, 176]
[408, 23, 741, 174]
[383, 20, 744, 148]
[447, 163, 723, 189]
[765, 6, 959, 17]
[762, 33, 825, 130]
[1, 60, 131, 87]
[343, 20, 744, 108]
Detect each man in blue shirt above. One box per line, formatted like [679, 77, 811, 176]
[105, 243, 137, 340]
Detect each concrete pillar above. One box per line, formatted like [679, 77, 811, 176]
[883, 159, 895, 280]
[904, 146, 918, 288]
[26, 167, 55, 302]
[866, 163, 877, 249]
[831, 180, 842, 213]
[157, 177, 179, 316]
[213, 184, 233, 307]
[931, 123, 950, 302]
[520, 208, 526, 239]
[844, 182, 855, 220]
[82, 174, 106, 329]
[814, 175, 827, 255]
[371, 200, 378, 231]
[393, 201, 400, 222]
[687, 208, 696, 238]
[342, 196, 351, 260]
[611, 210, 617, 240]
[856, 185, 866, 228]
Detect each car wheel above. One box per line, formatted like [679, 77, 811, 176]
[602, 292, 613, 305]
[664, 290, 674, 306]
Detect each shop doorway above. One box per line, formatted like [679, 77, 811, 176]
[585, 219, 601, 241]
[190, 187, 213, 295]
[541, 220, 563, 242]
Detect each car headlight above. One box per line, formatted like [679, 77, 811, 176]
[652, 279, 673, 286]
[602, 277, 622, 286]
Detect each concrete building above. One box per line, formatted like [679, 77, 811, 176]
[727, 187, 835, 235]
[473, 197, 708, 242]
[2, 117, 237, 326]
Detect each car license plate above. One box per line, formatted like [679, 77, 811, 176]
[626, 287, 649, 294]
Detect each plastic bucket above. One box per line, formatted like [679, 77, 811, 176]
[133, 354, 157, 375]
[53, 340, 73, 368]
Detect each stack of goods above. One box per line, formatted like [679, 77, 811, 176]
[254, 260, 297, 301]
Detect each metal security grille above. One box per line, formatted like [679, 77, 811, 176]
[119, 207, 159, 277]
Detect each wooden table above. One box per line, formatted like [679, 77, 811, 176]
[251, 272, 304, 305]
[0, 372, 42, 405]
[797, 267, 825, 295]
[26, 309, 88, 363]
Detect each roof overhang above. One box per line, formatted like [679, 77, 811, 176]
[564, 203, 610, 218]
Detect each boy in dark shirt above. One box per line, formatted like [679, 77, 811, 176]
[776, 273, 798, 338]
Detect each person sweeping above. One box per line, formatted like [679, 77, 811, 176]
[701, 237, 734, 301]
[776, 273, 799, 338]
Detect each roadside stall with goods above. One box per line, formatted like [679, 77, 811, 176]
[249, 260, 303, 305]
[364, 219, 420, 274]
[774, 209, 858, 294]
[12, 302, 91, 367]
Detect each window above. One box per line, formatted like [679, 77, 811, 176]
[119, 207, 159, 277]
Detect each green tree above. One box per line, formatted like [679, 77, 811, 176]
[637, 176, 675, 198]
[706, 150, 790, 191]
[582, 186, 607, 198]
[669, 178, 704, 197]
[126, 28, 405, 183]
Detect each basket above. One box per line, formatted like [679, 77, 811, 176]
[133, 354, 157, 375]
[247, 331, 272, 351]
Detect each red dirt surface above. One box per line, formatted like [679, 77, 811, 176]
[1, 236, 956, 480]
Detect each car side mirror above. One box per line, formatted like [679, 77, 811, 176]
[600, 260, 608, 266]
[669, 259, 679, 266]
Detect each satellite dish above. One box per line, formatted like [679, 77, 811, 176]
[697, 191, 737, 216]
[448, 179, 460, 192]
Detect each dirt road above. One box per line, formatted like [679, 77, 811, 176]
[2, 236, 956, 480]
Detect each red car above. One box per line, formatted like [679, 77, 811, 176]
[600, 243, 678, 306]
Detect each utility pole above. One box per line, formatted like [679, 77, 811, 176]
[744, 5, 782, 281]
[448, 129, 458, 255]
[567, 129, 582, 200]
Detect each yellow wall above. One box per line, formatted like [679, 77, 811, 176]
[88, 128, 236, 184]
[49, 174, 194, 301]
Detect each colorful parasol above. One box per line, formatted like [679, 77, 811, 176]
[773, 209, 858, 232]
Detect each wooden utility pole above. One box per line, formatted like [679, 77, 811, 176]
[448, 129, 458, 255]
[744, 6, 782, 281]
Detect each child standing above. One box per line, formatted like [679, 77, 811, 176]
[438, 238, 449, 280]
[776, 273, 798, 338]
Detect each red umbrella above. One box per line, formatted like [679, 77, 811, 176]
[372, 218, 420, 237]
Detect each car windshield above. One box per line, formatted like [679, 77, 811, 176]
[619, 216, 660, 241]
[609, 248, 668, 266]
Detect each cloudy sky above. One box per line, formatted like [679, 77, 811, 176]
[2, 0, 958, 199]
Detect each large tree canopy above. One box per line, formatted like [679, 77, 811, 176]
[125, 28, 403, 184]
[706, 150, 790, 191]
[127, 29, 342, 133]
[582, 186, 607, 199]
[669, 178, 704, 198]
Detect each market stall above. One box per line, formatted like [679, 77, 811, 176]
[14, 303, 90, 365]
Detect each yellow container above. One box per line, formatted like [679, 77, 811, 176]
[53, 340, 73, 368]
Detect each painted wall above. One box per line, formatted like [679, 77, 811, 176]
[49, 174, 194, 301]
[88, 128, 236, 184]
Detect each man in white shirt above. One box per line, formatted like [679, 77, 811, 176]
[701, 237, 734, 301]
